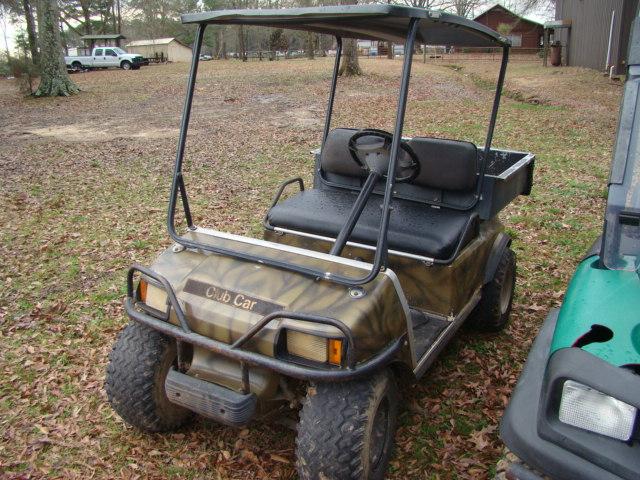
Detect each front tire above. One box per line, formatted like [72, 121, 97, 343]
[105, 321, 192, 432]
[468, 247, 516, 332]
[296, 369, 399, 480]
[121, 60, 132, 70]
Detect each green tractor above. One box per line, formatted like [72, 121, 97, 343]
[499, 17, 640, 480]
[104, 6, 534, 479]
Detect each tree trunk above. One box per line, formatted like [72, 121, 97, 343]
[305, 31, 315, 60]
[21, 0, 39, 64]
[339, 37, 361, 76]
[116, 0, 122, 33]
[80, 0, 92, 35]
[217, 28, 227, 59]
[338, 0, 361, 76]
[34, 0, 79, 97]
[237, 25, 246, 61]
[387, 41, 394, 59]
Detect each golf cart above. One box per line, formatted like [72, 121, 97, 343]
[499, 18, 640, 480]
[105, 6, 534, 479]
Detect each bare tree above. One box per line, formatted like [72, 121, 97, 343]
[0, 4, 11, 58]
[446, 0, 482, 18]
[34, 0, 79, 97]
[21, 0, 37, 62]
[499, 0, 555, 15]
[394, 0, 445, 9]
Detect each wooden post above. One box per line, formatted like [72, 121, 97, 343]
[543, 28, 549, 67]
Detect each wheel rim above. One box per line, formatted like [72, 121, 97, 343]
[369, 398, 390, 469]
[499, 264, 515, 314]
[123, 63, 130, 70]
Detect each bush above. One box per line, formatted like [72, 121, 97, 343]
[8, 56, 39, 94]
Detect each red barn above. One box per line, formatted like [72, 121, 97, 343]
[473, 3, 544, 49]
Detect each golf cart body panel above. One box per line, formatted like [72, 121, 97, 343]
[264, 219, 501, 317]
[550, 256, 640, 366]
[500, 17, 640, 480]
[147, 230, 411, 359]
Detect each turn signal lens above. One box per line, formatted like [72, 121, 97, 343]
[328, 339, 343, 366]
[138, 279, 148, 302]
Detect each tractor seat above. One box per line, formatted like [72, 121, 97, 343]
[266, 188, 478, 259]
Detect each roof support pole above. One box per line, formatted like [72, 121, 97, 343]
[479, 45, 509, 183]
[322, 36, 343, 146]
[168, 23, 205, 235]
[370, 17, 420, 270]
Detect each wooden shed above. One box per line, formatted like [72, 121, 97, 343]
[125, 38, 193, 62]
[474, 3, 543, 49]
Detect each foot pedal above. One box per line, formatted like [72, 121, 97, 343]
[165, 368, 257, 427]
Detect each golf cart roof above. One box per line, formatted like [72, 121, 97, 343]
[181, 5, 509, 47]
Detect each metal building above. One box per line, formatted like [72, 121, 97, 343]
[125, 38, 193, 63]
[553, 0, 638, 74]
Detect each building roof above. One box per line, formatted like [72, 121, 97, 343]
[81, 34, 126, 40]
[474, 3, 543, 27]
[126, 38, 191, 48]
[181, 5, 510, 47]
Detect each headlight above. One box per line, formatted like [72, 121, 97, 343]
[285, 330, 343, 366]
[559, 380, 637, 441]
[138, 279, 168, 313]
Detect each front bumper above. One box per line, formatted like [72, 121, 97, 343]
[125, 264, 405, 383]
[500, 310, 640, 480]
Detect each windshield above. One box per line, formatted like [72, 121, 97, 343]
[602, 67, 640, 271]
[113, 47, 127, 55]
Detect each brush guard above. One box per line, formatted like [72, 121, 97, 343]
[125, 265, 405, 388]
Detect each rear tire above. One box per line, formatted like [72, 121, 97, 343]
[105, 321, 192, 432]
[296, 369, 399, 480]
[71, 61, 82, 71]
[468, 248, 516, 332]
[121, 60, 132, 70]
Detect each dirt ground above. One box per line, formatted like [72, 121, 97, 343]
[0, 57, 622, 479]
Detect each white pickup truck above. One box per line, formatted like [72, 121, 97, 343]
[65, 47, 146, 71]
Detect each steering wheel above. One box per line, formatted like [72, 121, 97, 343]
[347, 129, 420, 183]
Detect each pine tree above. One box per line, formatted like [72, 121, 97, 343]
[34, 0, 79, 97]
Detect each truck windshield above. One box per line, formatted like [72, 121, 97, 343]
[602, 70, 640, 271]
[113, 47, 127, 55]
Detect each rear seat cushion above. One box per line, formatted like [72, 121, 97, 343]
[267, 189, 478, 259]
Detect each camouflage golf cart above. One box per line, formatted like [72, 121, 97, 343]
[105, 6, 534, 479]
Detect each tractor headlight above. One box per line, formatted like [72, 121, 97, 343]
[285, 330, 343, 366]
[138, 279, 168, 314]
[559, 380, 637, 441]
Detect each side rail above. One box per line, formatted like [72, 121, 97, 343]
[262, 177, 304, 228]
[125, 265, 405, 386]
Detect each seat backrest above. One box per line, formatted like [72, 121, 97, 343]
[407, 137, 478, 192]
[320, 128, 364, 178]
[318, 128, 479, 208]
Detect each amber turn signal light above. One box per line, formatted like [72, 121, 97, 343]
[328, 339, 343, 366]
[138, 279, 148, 303]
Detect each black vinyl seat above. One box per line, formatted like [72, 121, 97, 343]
[267, 189, 478, 259]
[266, 128, 481, 259]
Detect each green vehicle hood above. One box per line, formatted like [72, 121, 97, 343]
[550, 255, 640, 366]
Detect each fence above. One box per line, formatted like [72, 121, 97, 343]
[216, 47, 546, 64]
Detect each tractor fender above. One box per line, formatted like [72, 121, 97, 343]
[483, 232, 512, 284]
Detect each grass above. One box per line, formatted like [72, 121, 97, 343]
[0, 57, 622, 479]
